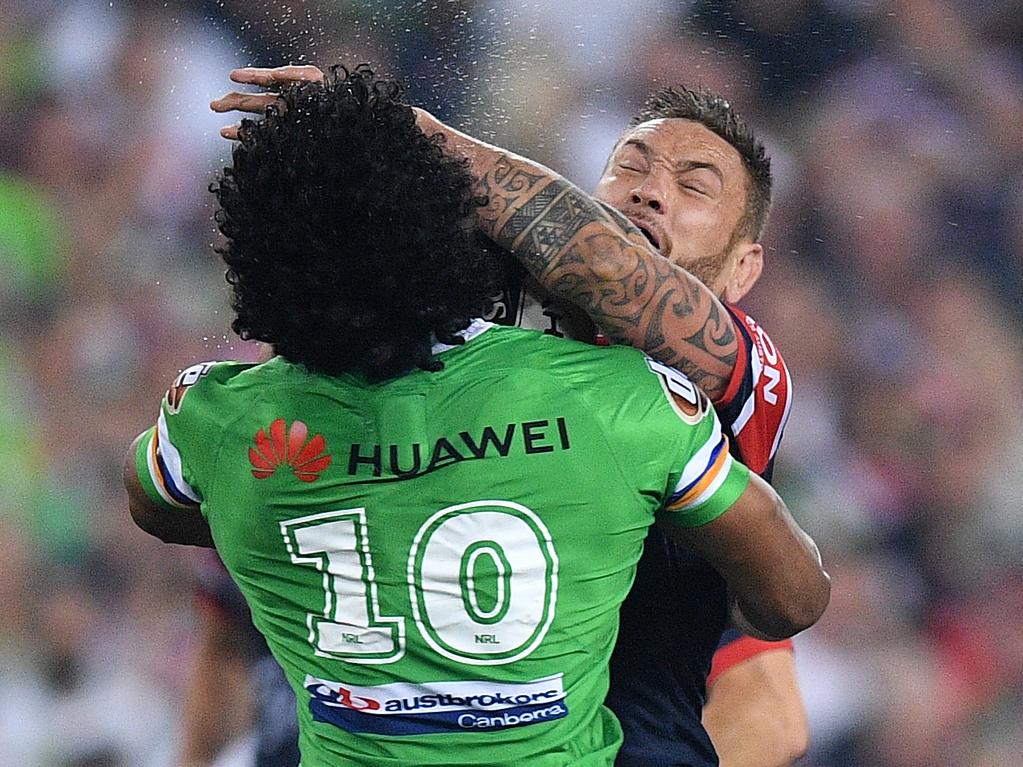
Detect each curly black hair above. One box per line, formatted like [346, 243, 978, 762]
[632, 87, 772, 241]
[211, 65, 499, 381]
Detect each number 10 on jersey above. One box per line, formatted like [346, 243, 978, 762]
[280, 501, 560, 667]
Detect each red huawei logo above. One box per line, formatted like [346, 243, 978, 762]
[249, 419, 332, 482]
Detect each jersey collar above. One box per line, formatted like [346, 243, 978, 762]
[430, 318, 495, 355]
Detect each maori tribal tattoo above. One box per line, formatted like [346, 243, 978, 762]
[474, 153, 737, 399]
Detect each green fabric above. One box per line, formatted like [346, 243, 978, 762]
[143, 325, 744, 765]
[665, 461, 750, 528]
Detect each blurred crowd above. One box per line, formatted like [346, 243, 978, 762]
[1, 0, 1021, 765]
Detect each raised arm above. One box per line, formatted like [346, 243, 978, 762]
[213, 67, 738, 398]
[412, 112, 739, 399]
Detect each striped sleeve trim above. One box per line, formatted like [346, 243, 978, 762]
[666, 434, 731, 511]
[663, 436, 750, 529]
[134, 421, 202, 511]
[134, 427, 180, 512]
[155, 410, 202, 504]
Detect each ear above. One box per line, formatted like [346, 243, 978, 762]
[722, 242, 763, 304]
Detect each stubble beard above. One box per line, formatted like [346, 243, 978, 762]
[675, 245, 730, 298]
[672, 224, 746, 299]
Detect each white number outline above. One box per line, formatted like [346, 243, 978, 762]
[461, 541, 511, 623]
[280, 509, 405, 664]
[407, 500, 560, 666]
[281, 501, 559, 667]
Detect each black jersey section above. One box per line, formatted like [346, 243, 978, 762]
[608, 528, 728, 767]
[482, 238, 527, 327]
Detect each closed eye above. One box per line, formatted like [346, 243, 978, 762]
[677, 165, 721, 196]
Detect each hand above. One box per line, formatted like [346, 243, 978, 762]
[210, 65, 325, 139]
[211, 65, 442, 142]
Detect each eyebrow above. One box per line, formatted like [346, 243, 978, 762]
[677, 160, 724, 185]
[622, 139, 724, 184]
[622, 138, 649, 155]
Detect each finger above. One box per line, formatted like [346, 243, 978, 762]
[229, 65, 325, 86]
[220, 125, 241, 140]
[210, 92, 278, 114]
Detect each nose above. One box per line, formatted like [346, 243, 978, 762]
[630, 180, 664, 213]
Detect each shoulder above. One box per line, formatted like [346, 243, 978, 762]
[714, 306, 793, 477]
[150, 360, 264, 501]
[493, 327, 674, 397]
[485, 325, 708, 414]
[163, 360, 262, 419]
[158, 360, 264, 468]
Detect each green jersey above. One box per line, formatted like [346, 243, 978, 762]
[134, 321, 749, 766]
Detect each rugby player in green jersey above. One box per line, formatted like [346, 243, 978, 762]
[212, 65, 808, 767]
[125, 67, 828, 766]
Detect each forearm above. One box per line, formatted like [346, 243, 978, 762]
[178, 647, 238, 764]
[705, 706, 807, 767]
[417, 114, 738, 398]
[673, 473, 830, 640]
[703, 650, 809, 767]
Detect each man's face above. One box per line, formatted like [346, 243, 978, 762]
[593, 118, 751, 295]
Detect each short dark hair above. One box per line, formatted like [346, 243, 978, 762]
[631, 87, 772, 241]
[211, 66, 499, 381]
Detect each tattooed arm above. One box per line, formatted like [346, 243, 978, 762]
[416, 112, 737, 397]
[211, 68, 736, 397]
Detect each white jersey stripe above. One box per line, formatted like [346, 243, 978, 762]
[144, 429, 193, 509]
[768, 357, 794, 459]
[144, 430, 187, 509]
[671, 453, 736, 512]
[731, 346, 762, 436]
[730, 391, 756, 436]
[157, 410, 203, 503]
[670, 417, 724, 496]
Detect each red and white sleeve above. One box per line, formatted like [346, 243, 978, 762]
[712, 305, 793, 480]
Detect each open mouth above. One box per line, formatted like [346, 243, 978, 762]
[636, 226, 660, 250]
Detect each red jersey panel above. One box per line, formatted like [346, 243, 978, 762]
[708, 632, 795, 687]
[714, 305, 793, 479]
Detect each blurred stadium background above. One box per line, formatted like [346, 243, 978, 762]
[2, 0, 1022, 765]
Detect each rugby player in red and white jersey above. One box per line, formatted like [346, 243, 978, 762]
[480, 91, 802, 767]
[212, 69, 808, 767]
